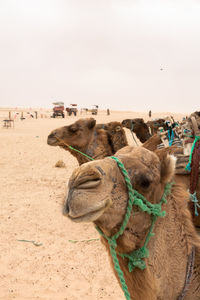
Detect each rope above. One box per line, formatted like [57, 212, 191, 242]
[183, 129, 193, 138]
[185, 136, 200, 171]
[167, 129, 174, 146]
[55, 137, 94, 161]
[96, 156, 172, 300]
[190, 192, 200, 216]
[189, 139, 200, 218]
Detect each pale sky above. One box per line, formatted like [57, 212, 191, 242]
[0, 0, 200, 112]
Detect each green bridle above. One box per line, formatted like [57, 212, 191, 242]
[96, 156, 172, 300]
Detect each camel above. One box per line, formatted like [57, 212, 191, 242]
[96, 121, 128, 153]
[47, 118, 128, 165]
[146, 118, 167, 135]
[64, 146, 200, 300]
[122, 118, 151, 143]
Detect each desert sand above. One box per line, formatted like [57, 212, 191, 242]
[0, 110, 186, 300]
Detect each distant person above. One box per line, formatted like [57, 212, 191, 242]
[107, 108, 110, 115]
[149, 110, 152, 118]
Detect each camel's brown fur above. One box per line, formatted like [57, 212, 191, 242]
[122, 118, 151, 143]
[96, 121, 128, 153]
[142, 133, 162, 151]
[65, 147, 200, 299]
[47, 118, 128, 165]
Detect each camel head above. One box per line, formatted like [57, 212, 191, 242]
[103, 121, 128, 152]
[47, 118, 96, 149]
[146, 119, 167, 135]
[122, 118, 151, 143]
[64, 147, 176, 248]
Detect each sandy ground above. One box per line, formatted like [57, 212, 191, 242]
[0, 110, 186, 300]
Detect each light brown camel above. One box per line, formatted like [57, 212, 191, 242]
[64, 146, 200, 300]
[122, 118, 151, 143]
[47, 118, 128, 165]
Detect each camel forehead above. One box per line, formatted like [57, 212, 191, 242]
[118, 147, 160, 168]
[129, 147, 158, 162]
[69, 159, 112, 181]
[73, 118, 92, 126]
[108, 121, 121, 127]
[52, 118, 94, 133]
[105, 121, 123, 131]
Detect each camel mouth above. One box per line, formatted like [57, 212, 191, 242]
[47, 136, 59, 146]
[67, 206, 107, 223]
[65, 195, 111, 223]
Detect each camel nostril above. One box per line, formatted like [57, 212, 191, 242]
[48, 133, 55, 139]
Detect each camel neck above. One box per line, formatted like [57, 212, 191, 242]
[99, 182, 199, 300]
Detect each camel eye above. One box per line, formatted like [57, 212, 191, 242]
[136, 174, 151, 189]
[69, 125, 78, 133]
[140, 177, 151, 189]
[115, 126, 121, 132]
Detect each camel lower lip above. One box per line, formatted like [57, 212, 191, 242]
[67, 207, 106, 222]
[47, 138, 58, 145]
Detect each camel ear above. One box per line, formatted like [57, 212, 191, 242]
[87, 118, 96, 129]
[156, 149, 176, 183]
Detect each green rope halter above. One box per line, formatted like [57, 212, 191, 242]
[96, 156, 172, 300]
[55, 136, 95, 161]
[67, 144, 95, 161]
[185, 136, 200, 171]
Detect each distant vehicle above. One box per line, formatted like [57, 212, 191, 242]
[66, 104, 78, 116]
[52, 102, 65, 118]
